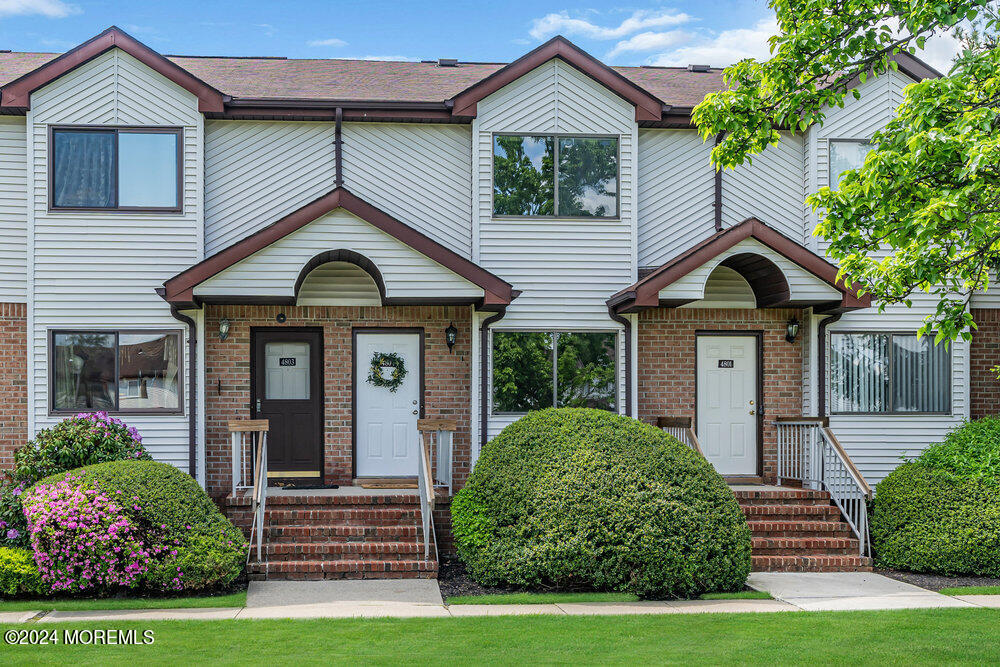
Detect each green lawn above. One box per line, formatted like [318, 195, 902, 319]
[1, 609, 998, 664]
[940, 586, 1000, 596]
[446, 590, 771, 605]
[0, 590, 246, 612]
[446, 592, 640, 605]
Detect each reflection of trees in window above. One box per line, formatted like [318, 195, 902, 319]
[557, 138, 617, 217]
[492, 332, 553, 412]
[492, 134, 618, 218]
[492, 331, 616, 413]
[492, 136, 554, 216]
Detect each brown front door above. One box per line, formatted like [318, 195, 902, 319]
[251, 328, 323, 479]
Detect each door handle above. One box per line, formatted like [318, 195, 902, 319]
[412, 409, 418, 415]
[749, 410, 755, 415]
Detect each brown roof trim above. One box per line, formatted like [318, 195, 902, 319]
[449, 36, 664, 122]
[206, 106, 458, 123]
[608, 217, 870, 314]
[161, 187, 516, 307]
[0, 26, 226, 112]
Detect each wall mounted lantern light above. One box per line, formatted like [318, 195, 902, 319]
[785, 317, 800, 344]
[445, 322, 458, 352]
[218, 318, 231, 341]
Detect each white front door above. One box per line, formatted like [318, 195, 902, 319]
[696, 335, 758, 475]
[355, 331, 421, 477]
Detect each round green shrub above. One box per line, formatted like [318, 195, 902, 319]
[872, 463, 1000, 575]
[0, 546, 44, 596]
[37, 461, 246, 591]
[451, 408, 752, 598]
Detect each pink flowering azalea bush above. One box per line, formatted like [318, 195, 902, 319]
[22, 477, 157, 592]
[29, 461, 245, 594]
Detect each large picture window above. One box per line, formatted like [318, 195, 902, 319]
[51, 330, 182, 414]
[829, 139, 874, 189]
[493, 134, 618, 218]
[491, 331, 617, 413]
[51, 127, 182, 211]
[829, 332, 951, 414]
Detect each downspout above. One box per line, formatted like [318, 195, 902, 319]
[169, 306, 198, 478]
[479, 308, 507, 450]
[816, 313, 842, 418]
[608, 306, 632, 416]
[334, 107, 344, 187]
[713, 132, 724, 232]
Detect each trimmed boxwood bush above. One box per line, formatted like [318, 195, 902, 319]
[872, 419, 1000, 576]
[34, 461, 246, 592]
[0, 546, 44, 596]
[451, 408, 752, 598]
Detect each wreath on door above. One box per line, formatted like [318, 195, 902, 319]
[367, 351, 407, 392]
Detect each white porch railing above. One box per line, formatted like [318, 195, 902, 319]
[658, 417, 705, 457]
[230, 419, 269, 563]
[418, 419, 456, 496]
[416, 435, 437, 560]
[775, 418, 872, 556]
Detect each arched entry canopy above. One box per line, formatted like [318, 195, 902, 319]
[608, 218, 870, 315]
[160, 187, 518, 311]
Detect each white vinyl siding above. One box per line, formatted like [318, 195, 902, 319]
[0, 116, 27, 301]
[28, 48, 202, 471]
[722, 132, 805, 240]
[473, 59, 636, 444]
[194, 209, 483, 301]
[636, 129, 716, 268]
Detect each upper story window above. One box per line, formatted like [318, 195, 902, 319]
[829, 332, 951, 415]
[492, 330, 617, 413]
[51, 127, 182, 212]
[829, 139, 873, 189]
[492, 134, 618, 218]
[50, 329, 183, 415]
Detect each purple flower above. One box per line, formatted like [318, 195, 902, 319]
[6, 528, 19, 540]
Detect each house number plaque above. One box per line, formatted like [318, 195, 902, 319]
[279, 358, 297, 367]
[718, 359, 734, 368]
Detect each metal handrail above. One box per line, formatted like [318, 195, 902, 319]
[230, 420, 269, 564]
[416, 438, 437, 560]
[776, 419, 870, 556]
[417, 418, 457, 496]
[658, 416, 704, 457]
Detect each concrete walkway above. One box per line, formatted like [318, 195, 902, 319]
[748, 572, 977, 611]
[11, 574, 1000, 623]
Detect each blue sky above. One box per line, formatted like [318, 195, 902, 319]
[0, 1, 957, 70]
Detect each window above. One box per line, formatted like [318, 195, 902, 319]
[829, 140, 873, 189]
[492, 331, 617, 413]
[51, 330, 182, 414]
[829, 333, 951, 414]
[51, 127, 181, 211]
[493, 134, 618, 218]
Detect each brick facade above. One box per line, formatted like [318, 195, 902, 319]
[970, 308, 1000, 419]
[635, 307, 805, 483]
[204, 304, 472, 497]
[0, 303, 27, 469]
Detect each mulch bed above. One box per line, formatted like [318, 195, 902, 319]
[436, 559, 532, 599]
[876, 568, 1000, 591]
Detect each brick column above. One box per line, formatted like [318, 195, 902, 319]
[0, 303, 27, 469]
[970, 308, 1000, 419]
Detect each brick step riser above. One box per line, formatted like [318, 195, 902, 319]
[741, 506, 841, 520]
[265, 527, 421, 542]
[249, 560, 438, 577]
[261, 511, 422, 525]
[747, 521, 852, 534]
[753, 548, 860, 557]
[265, 544, 427, 559]
[736, 497, 836, 507]
[752, 556, 872, 573]
[249, 571, 437, 581]
[750, 530, 854, 539]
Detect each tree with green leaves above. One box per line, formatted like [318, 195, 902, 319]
[692, 0, 996, 343]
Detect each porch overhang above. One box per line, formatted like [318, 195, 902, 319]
[160, 187, 518, 311]
[608, 218, 871, 315]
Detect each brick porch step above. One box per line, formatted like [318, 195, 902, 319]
[746, 520, 854, 538]
[260, 508, 422, 526]
[248, 558, 438, 580]
[265, 541, 426, 560]
[266, 524, 420, 543]
[752, 555, 873, 572]
[751, 537, 859, 556]
[732, 489, 833, 505]
[741, 503, 842, 521]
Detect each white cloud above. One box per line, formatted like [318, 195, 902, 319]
[307, 37, 348, 48]
[529, 9, 691, 41]
[649, 18, 778, 67]
[605, 30, 692, 59]
[335, 55, 418, 62]
[0, 0, 78, 18]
